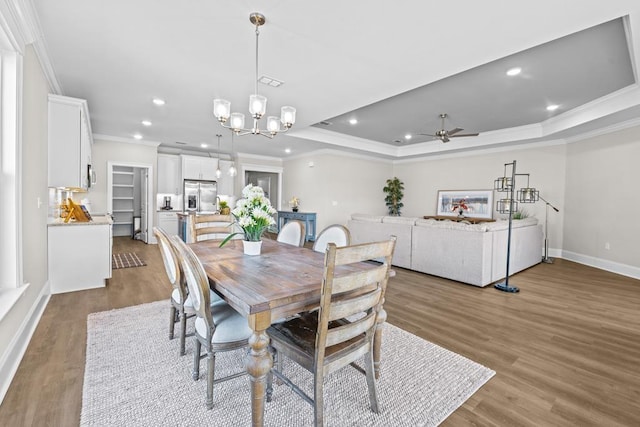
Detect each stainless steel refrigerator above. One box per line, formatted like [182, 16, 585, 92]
[183, 179, 217, 213]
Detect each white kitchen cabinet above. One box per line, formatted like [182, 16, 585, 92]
[217, 160, 235, 196]
[48, 94, 93, 190]
[48, 217, 112, 294]
[158, 211, 179, 236]
[181, 155, 218, 181]
[158, 154, 181, 194]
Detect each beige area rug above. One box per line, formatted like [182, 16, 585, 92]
[80, 301, 494, 426]
[112, 252, 146, 269]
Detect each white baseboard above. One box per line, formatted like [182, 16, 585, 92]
[0, 281, 50, 404]
[561, 250, 640, 281]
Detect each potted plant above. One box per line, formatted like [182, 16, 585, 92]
[218, 200, 231, 215]
[219, 184, 276, 255]
[289, 196, 300, 212]
[383, 177, 404, 216]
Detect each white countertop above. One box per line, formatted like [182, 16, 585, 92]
[48, 215, 113, 226]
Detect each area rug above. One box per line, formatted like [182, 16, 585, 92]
[80, 301, 494, 426]
[111, 252, 146, 269]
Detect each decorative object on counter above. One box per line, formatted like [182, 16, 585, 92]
[112, 252, 146, 269]
[383, 177, 404, 216]
[212, 12, 296, 139]
[218, 200, 231, 215]
[451, 198, 469, 217]
[63, 198, 92, 223]
[219, 184, 276, 255]
[493, 160, 538, 293]
[289, 196, 300, 212]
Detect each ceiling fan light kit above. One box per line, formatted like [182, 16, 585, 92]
[213, 13, 296, 139]
[420, 113, 479, 143]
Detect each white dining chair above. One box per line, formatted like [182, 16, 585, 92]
[312, 224, 351, 253]
[277, 220, 306, 247]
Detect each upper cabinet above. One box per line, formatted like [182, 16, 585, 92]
[48, 95, 93, 190]
[158, 154, 181, 194]
[181, 155, 218, 181]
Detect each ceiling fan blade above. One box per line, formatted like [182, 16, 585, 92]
[418, 133, 437, 137]
[447, 127, 464, 136]
[450, 133, 479, 138]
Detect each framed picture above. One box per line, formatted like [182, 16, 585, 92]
[436, 190, 494, 219]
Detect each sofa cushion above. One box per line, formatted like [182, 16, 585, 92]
[351, 213, 384, 223]
[485, 217, 538, 231]
[382, 216, 418, 225]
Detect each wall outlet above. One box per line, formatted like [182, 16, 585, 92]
[605, 242, 610, 250]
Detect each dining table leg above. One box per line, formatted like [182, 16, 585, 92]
[246, 312, 273, 427]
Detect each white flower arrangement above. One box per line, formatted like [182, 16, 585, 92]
[220, 184, 276, 245]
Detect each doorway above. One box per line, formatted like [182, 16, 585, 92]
[107, 162, 154, 243]
[242, 164, 283, 232]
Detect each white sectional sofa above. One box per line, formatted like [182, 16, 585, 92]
[348, 214, 542, 287]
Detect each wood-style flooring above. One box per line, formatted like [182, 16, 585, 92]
[1, 236, 639, 426]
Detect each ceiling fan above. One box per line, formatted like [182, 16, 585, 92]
[420, 113, 479, 143]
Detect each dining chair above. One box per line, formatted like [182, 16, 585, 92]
[267, 237, 396, 426]
[171, 236, 252, 410]
[276, 220, 306, 247]
[190, 213, 235, 243]
[312, 224, 351, 253]
[153, 226, 224, 356]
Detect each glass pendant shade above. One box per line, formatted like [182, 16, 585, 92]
[281, 106, 296, 128]
[228, 162, 237, 177]
[497, 198, 518, 214]
[230, 113, 245, 131]
[215, 167, 222, 178]
[213, 99, 231, 122]
[249, 94, 267, 118]
[267, 116, 280, 133]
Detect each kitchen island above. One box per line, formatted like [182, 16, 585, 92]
[47, 215, 113, 294]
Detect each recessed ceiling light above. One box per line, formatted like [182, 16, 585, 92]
[152, 98, 165, 106]
[349, 118, 358, 125]
[201, 143, 208, 148]
[506, 67, 522, 76]
[546, 104, 559, 111]
[284, 148, 291, 154]
[141, 120, 152, 126]
[404, 134, 412, 140]
[133, 133, 143, 140]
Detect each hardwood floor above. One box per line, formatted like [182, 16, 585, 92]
[1, 237, 639, 426]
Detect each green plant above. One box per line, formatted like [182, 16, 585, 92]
[383, 177, 404, 216]
[218, 200, 229, 209]
[512, 209, 529, 219]
[219, 184, 276, 247]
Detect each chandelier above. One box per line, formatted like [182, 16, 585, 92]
[213, 13, 296, 138]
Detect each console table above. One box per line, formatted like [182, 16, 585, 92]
[423, 215, 496, 224]
[277, 210, 317, 242]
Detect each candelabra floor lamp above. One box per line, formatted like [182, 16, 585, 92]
[540, 195, 559, 264]
[493, 160, 539, 293]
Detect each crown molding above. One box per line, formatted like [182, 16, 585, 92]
[284, 147, 393, 164]
[564, 115, 640, 144]
[93, 133, 161, 147]
[235, 151, 284, 163]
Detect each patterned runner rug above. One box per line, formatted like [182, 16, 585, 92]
[112, 252, 146, 269]
[81, 301, 494, 426]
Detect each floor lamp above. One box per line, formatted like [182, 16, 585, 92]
[493, 160, 539, 293]
[539, 195, 559, 264]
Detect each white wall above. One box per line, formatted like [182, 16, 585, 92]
[564, 125, 640, 270]
[283, 152, 393, 233]
[88, 139, 158, 214]
[393, 144, 567, 253]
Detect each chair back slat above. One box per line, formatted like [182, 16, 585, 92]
[325, 311, 377, 347]
[190, 214, 234, 242]
[331, 266, 388, 295]
[328, 288, 381, 322]
[333, 239, 395, 266]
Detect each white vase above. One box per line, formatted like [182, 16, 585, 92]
[242, 240, 262, 256]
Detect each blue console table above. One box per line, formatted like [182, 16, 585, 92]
[277, 211, 317, 242]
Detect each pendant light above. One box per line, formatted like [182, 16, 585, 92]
[228, 131, 237, 177]
[215, 134, 222, 179]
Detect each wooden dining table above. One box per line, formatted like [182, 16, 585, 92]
[189, 238, 386, 427]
